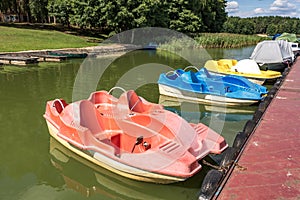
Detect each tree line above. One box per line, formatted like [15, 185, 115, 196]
[2, 1, 300, 36]
[223, 16, 300, 35]
[1, 0, 226, 34]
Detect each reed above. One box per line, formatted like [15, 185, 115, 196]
[159, 33, 268, 50]
[195, 33, 268, 48]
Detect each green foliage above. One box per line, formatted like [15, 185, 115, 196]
[47, 0, 73, 27]
[29, 0, 48, 22]
[167, 0, 203, 33]
[223, 16, 300, 35]
[200, 0, 227, 32]
[0, 0, 228, 34]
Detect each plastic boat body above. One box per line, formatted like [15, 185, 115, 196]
[204, 59, 282, 85]
[43, 89, 227, 184]
[157, 67, 267, 106]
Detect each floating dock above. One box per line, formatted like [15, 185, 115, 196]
[0, 56, 38, 65]
[217, 58, 300, 199]
[30, 54, 67, 62]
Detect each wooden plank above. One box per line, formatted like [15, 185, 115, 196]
[0, 56, 38, 65]
[30, 54, 67, 62]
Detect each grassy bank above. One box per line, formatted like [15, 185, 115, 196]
[0, 25, 98, 52]
[0, 24, 269, 52]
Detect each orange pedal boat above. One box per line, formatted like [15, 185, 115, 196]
[43, 87, 227, 184]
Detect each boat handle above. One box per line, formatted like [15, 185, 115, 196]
[184, 66, 199, 72]
[52, 99, 65, 109]
[165, 70, 180, 77]
[108, 86, 127, 95]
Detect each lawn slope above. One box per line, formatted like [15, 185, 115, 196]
[0, 26, 98, 52]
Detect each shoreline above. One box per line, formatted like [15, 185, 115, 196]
[0, 43, 140, 58]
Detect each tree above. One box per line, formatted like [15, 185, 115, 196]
[223, 16, 300, 35]
[167, 0, 204, 33]
[266, 24, 277, 36]
[29, 0, 48, 22]
[47, 0, 73, 27]
[132, 0, 168, 28]
[199, 0, 227, 32]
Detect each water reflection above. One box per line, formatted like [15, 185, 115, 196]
[49, 137, 208, 200]
[206, 46, 255, 61]
[158, 95, 255, 146]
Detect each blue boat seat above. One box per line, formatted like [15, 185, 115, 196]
[190, 71, 200, 83]
[181, 71, 200, 83]
[201, 68, 212, 78]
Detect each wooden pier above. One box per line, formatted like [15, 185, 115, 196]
[217, 58, 300, 199]
[0, 56, 39, 66]
[30, 54, 67, 62]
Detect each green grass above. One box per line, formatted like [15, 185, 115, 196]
[0, 26, 99, 52]
[0, 25, 269, 52]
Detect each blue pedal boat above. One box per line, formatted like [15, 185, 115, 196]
[157, 66, 268, 106]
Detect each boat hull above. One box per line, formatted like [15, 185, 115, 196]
[158, 84, 258, 106]
[48, 51, 88, 58]
[259, 63, 287, 72]
[44, 90, 228, 184]
[46, 120, 186, 184]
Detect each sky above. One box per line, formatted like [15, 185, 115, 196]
[226, 0, 300, 18]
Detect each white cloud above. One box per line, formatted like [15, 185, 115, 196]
[226, 1, 239, 13]
[269, 0, 297, 13]
[227, 0, 300, 18]
[254, 8, 266, 15]
[249, 0, 300, 17]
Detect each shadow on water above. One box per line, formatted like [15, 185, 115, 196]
[49, 137, 208, 200]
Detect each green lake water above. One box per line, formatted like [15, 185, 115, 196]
[0, 46, 261, 200]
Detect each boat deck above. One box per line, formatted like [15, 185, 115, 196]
[217, 58, 300, 199]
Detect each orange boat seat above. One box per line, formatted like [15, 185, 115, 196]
[53, 99, 68, 114]
[88, 91, 115, 105]
[127, 90, 146, 113]
[79, 100, 106, 138]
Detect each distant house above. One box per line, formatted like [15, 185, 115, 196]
[0, 12, 26, 23]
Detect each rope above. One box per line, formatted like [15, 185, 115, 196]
[202, 159, 235, 173]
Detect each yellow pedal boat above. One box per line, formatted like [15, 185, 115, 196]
[204, 59, 282, 85]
